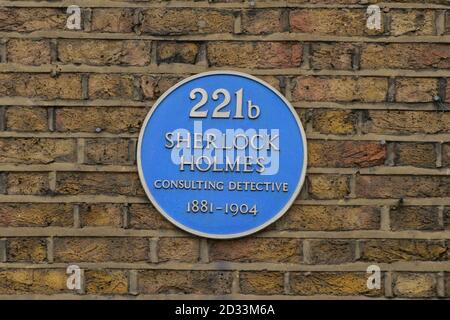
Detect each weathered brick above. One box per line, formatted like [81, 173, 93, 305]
[394, 143, 436, 168]
[85, 270, 128, 295]
[240, 272, 284, 295]
[0, 74, 82, 99]
[140, 9, 234, 35]
[390, 206, 441, 231]
[128, 204, 176, 230]
[356, 175, 450, 198]
[0, 269, 68, 294]
[443, 144, 450, 167]
[207, 42, 302, 68]
[290, 9, 383, 36]
[209, 238, 302, 263]
[311, 110, 358, 135]
[307, 175, 350, 200]
[393, 273, 437, 298]
[85, 139, 132, 165]
[55, 107, 146, 133]
[390, 10, 435, 36]
[290, 272, 382, 296]
[360, 240, 447, 262]
[91, 8, 135, 33]
[138, 270, 232, 294]
[241, 9, 283, 34]
[79, 204, 123, 228]
[361, 44, 450, 69]
[445, 207, 450, 230]
[395, 78, 440, 103]
[158, 238, 200, 263]
[6, 172, 49, 195]
[310, 43, 356, 70]
[308, 141, 386, 167]
[7, 39, 51, 65]
[140, 75, 184, 100]
[58, 40, 151, 66]
[0, 8, 66, 32]
[157, 42, 199, 64]
[6, 238, 47, 263]
[362, 110, 450, 134]
[56, 172, 144, 196]
[5, 107, 48, 132]
[0, 138, 76, 164]
[88, 74, 134, 99]
[293, 77, 387, 102]
[0, 203, 73, 227]
[276, 206, 380, 231]
[53, 237, 149, 262]
[308, 240, 356, 264]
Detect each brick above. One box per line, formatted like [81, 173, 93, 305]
[292, 77, 387, 102]
[6, 172, 49, 195]
[390, 10, 435, 36]
[258, 76, 281, 91]
[445, 207, 450, 230]
[56, 172, 144, 196]
[362, 111, 450, 134]
[390, 206, 441, 231]
[0, 74, 82, 99]
[307, 175, 350, 200]
[157, 42, 199, 64]
[0, 138, 76, 164]
[209, 238, 302, 263]
[308, 141, 386, 167]
[311, 110, 358, 135]
[5, 107, 48, 132]
[310, 43, 356, 70]
[443, 144, 450, 167]
[140, 75, 184, 100]
[55, 107, 146, 133]
[308, 240, 356, 264]
[360, 240, 447, 263]
[0, 203, 73, 227]
[356, 175, 450, 198]
[128, 204, 176, 230]
[276, 205, 380, 231]
[85, 139, 132, 165]
[58, 40, 151, 66]
[394, 143, 436, 168]
[207, 42, 302, 69]
[7, 39, 51, 65]
[395, 78, 439, 103]
[0, 8, 66, 32]
[79, 204, 123, 228]
[53, 237, 149, 262]
[446, 273, 450, 296]
[241, 9, 283, 34]
[0, 269, 68, 294]
[290, 9, 382, 36]
[290, 272, 382, 296]
[361, 44, 450, 69]
[393, 273, 437, 298]
[140, 9, 234, 35]
[85, 270, 128, 295]
[158, 238, 200, 263]
[88, 74, 134, 99]
[91, 8, 135, 33]
[240, 272, 284, 295]
[138, 270, 232, 294]
[6, 238, 47, 263]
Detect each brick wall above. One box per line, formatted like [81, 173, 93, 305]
[0, 0, 449, 299]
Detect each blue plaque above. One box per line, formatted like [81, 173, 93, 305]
[137, 71, 307, 239]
